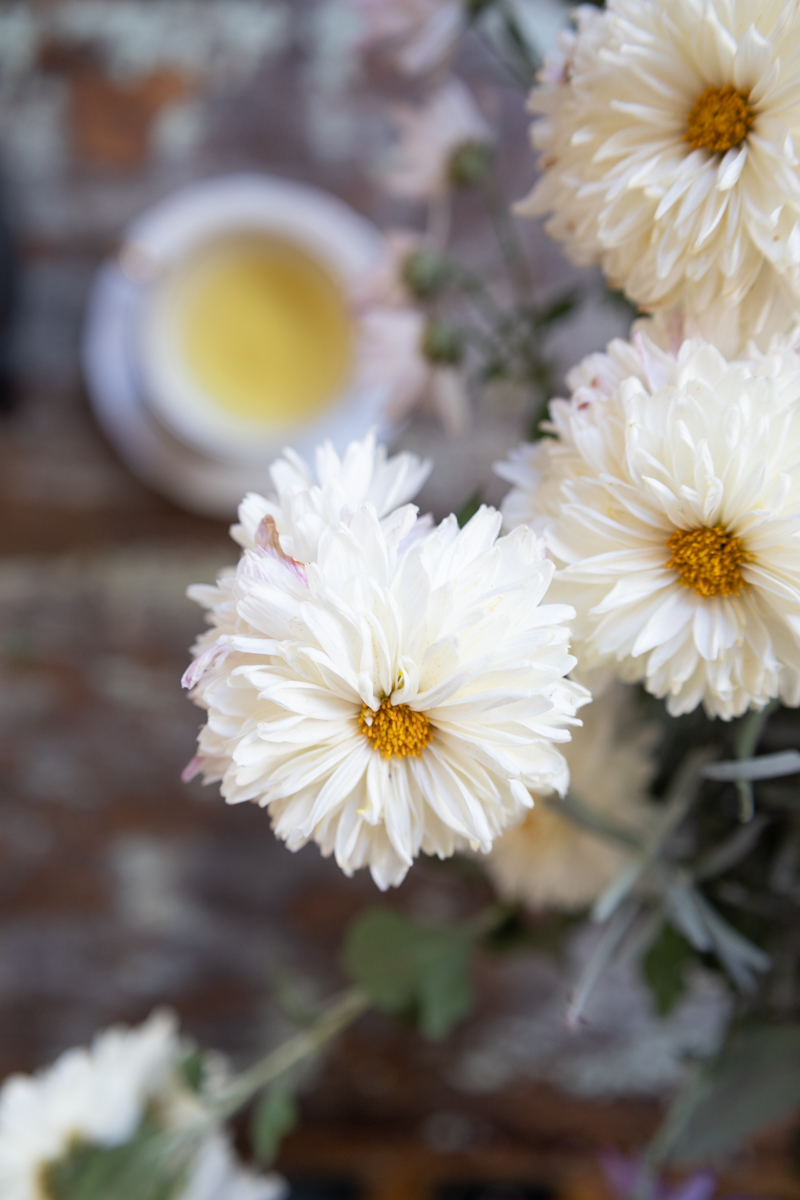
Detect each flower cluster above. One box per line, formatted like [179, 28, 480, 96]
[0, 1012, 284, 1200]
[184, 434, 588, 888]
[486, 0, 800, 724]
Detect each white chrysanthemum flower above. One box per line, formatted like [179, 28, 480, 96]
[518, 0, 800, 341]
[484, 684, 658, 911]
[352, 0, 466, 74]
[496, 332, 800, 720]
[382, 78, 493, 201]
[184, 485, 589, 888]
[0, 1012, 285, 1200]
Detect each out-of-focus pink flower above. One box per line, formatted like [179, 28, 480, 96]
[349, 230, 423, 310]
[351, 0, 466, 75]
[356, 307, 470, 435]
[381, 78, 492, 201]
[357, 306, 428, 422]
[349, 230, 471, 435]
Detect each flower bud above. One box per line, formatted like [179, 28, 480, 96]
[422, 319, 464, 366]
[449, 140, 494, 188]
[402, 250, 453, 300]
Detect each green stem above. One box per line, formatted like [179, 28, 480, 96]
[213, 986, 370, 1120]
[481, 176, 533, 300]
[454, 267, 508, 324]
[734, 699, 779, 822]
[736, 699, 778, 759]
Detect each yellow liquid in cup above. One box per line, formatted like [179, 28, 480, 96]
[176, 234, 354, 425]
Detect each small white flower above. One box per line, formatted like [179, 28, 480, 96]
[484, 684, 658, 911]
[352, 0, 466, 74]
[0, 1012, 284, 1200]
[518, 0, 800, 341]
[381, 78, 493, 201]
[184, 460, 589, 888]
[497, 332, 800, 720]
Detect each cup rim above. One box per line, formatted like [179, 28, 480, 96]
[126, 173, 386, 463]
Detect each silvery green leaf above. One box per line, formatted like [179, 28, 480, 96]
[566, 899, 641, 1029]
[703, 750, 800, 781]
[664, 1026, 800, 1166]
[664, 879, 713, 952]
[664, 878, 769, 990]
[691, 891, 770, 992]
[693, 815, 770, 881]
[592, 860, 643, 924]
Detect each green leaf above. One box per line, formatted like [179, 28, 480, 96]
[665, 1025, 800, 1166]
[343, 908, 475, 1040]
[534, 291, 579, 326]
[456, 491, 483, 528]
[41, 1117, 189, 1200]
[251, 1083, 298, 1165]
[414, 927, 475, 1040]
[643, 924, 693, 1016]
[179, 1048, 206, 1094]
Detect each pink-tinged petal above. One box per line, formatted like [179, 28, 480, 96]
[182, 639, 232, 689]
[181, 756, 204, 784]
[255, 514, 309, 585]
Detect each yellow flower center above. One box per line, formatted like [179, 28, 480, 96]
[685, 85, 754, 154]
[666, 524, 750, 598]
[359, 698, 432, 760]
